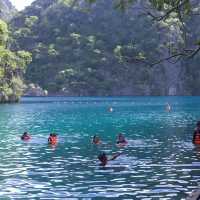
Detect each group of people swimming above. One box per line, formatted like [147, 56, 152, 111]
[96, 123, 200, 166]
[21, 132, 127, 166]
[21, 119, 200, 167]
[92, 133, 127, 146]
[92, 133, 128, 166]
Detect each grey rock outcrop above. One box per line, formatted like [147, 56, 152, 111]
[24, 84, 48, 96]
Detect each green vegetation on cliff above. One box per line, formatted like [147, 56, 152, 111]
[10, 0, 200, 96]
[0, 19, 31, 102]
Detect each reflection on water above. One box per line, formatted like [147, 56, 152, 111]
[0, 96, 200, 199]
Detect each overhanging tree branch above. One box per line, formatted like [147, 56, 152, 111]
[125, 45, 200, 67]
[187, 46, 200, 58]
[144, 0, 189, 21]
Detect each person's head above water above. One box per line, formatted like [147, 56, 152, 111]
[23, 132, 28, 136]
[21, 132, 31, 140]
[93, 135, 97, 139]
[48, 133, 58, 145]
[98, 152, 106, 159]
[117, 133, 127, 144]
[196, 121, 200, 128]
[92, 135, 101, 144]
[98, 152, 107, 166]
[49, 133, 58, 138]
[98, 152, 121, 166]
[118, 133, 125, 139]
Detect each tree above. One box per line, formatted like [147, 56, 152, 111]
[84, 0, 200, 63]
[0, 19, 32, 103]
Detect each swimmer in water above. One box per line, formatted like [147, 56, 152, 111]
[166, 102, 171, 112]
[21, 132, 31, 141]
[193, 121, 200, 145]
[108, 107, 113, 112]
[98, 152, 121, 166]
[92, 135, 101, 145]
[48, 133, 58, 145]
[116, 133, 127, 144]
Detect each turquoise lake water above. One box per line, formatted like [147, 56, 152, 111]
[0, 96, 200, 199]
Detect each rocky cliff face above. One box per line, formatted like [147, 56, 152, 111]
[10, 0, 200, 96]
[0, 0, 16, 21]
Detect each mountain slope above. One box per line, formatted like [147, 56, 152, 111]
[10, 0, 200, 96]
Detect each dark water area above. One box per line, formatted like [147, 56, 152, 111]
[0, 96, 199, 199]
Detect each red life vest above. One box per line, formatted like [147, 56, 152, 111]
[21, 135, 31, 141]
[48, 136, 58, 145]
[193, 132, 200, 145]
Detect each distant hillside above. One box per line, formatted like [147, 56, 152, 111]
[10, 0, 200, 96]
[0, 0, 16, 21]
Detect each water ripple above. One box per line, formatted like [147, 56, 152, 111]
[0, 97, 200, 199]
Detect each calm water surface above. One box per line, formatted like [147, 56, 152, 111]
[0, 96, 200, 199]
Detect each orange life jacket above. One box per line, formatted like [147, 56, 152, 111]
[48, 136, 58, 145]
[193, 132, 200, 145]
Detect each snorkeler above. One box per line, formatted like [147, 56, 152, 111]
[48, 133, 58, 145]
[92, 135, 101, 145]
[21, 132, 31, 141]
[116, 133, 127, 145]
[98, 152, 121, 166]
[193, 121, 200, 145]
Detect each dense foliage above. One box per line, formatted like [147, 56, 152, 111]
[10, 0, 200, 96]
[0, 19, 31, 102]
